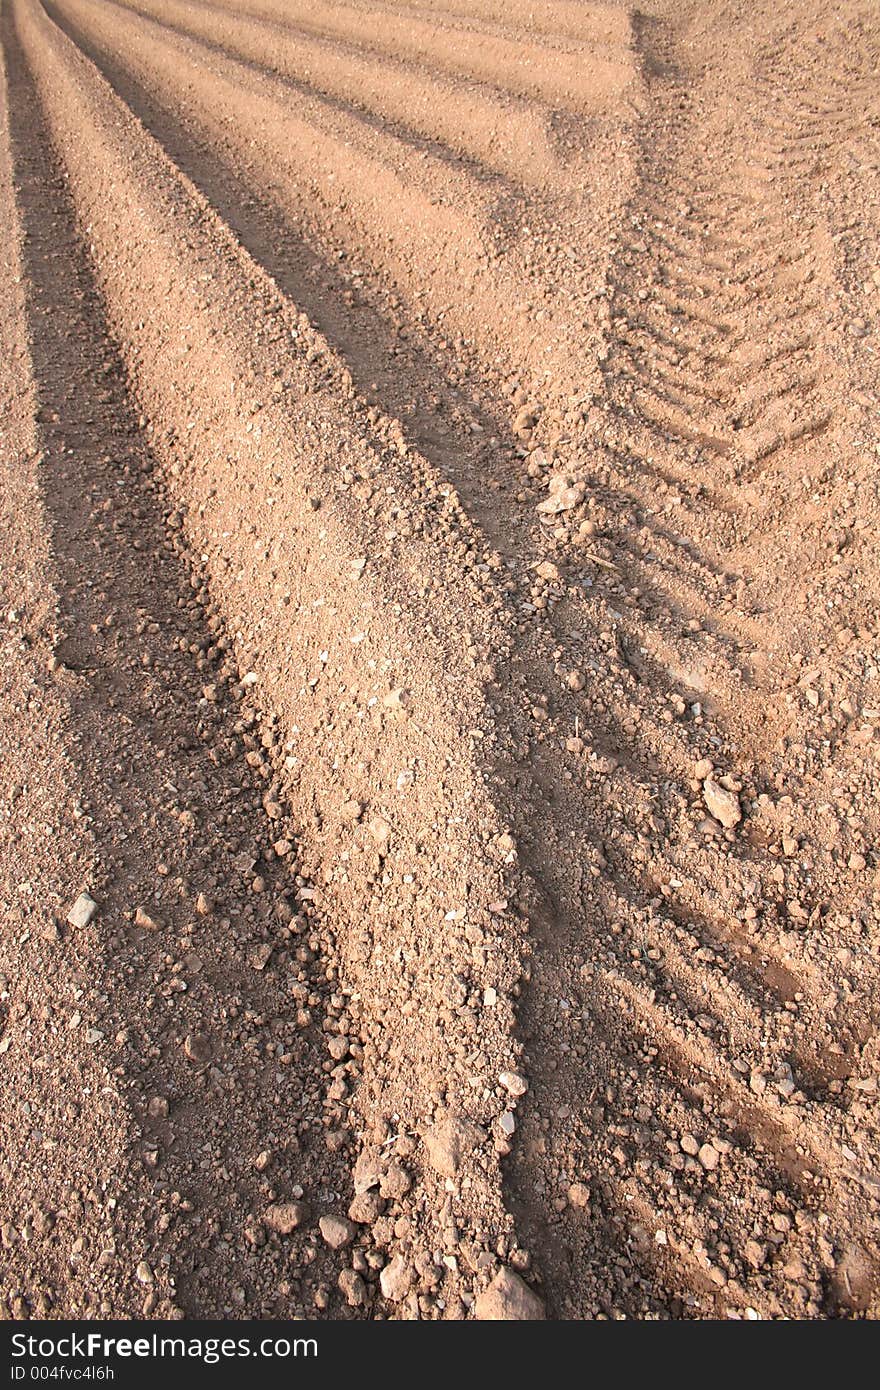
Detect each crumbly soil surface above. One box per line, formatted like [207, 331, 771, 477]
[1, 0, 879, 1321]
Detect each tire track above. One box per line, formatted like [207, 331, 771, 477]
[605, 153, 839, 498]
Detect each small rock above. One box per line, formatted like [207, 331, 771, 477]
[338, 1269, 368, 1307]
[698, 1143, 719, 1171]
[535, 560, 559, 582]
[499, 1071, 528, 1097]
[134, 905, 161, 931]
[513, 406, 538, 438]
[702, 777, 742, 829]
[135, 1261, 154, 1286]
[567, 1182, 591, 1209]
[382, 688, 410, 712]
[348, 1191, 384, 1224]
[379, 1254, 413, 1302]
[353, 1146, 382, 1195]
[67, 893, 97, 929]
[319, 1215, 355, 1250]
[537, 480, 585, 515]
[474, 1268, 545, 1320]
[744, 1240, 767, 1269]
[195, 892, 213, 916]
[680, 1132, 700, 1156]
[367, 817, 391, 847]
[379, 1162, 411, 1200]
[264, 1201, 309, 1235]
[249, 943, 272, 971]
[147, 1097, 169, 1119]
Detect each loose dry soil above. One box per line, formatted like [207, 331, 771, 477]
[1, 0, 879, 1321]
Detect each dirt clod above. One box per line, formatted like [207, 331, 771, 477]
[474, 1268, 545, 1321]
[702, 777, 742, 829]
[264, 1201, 310, 1236]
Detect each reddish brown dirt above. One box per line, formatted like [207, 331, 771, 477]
[1, 0, 879, 1320]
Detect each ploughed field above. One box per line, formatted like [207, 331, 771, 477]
[1, 0, 879, 1320]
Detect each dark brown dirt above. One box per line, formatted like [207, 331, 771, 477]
[1, 0, 879, 1320]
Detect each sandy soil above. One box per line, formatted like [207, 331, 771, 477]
[1, 0, 879, 1320]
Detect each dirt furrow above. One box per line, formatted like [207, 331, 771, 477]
[6, 0, 547, 1319]
[385, 0, 631, 49]
[0, 21, 162, 1321]
[42, 0, 880, 1319]
[53, 0, 607, 412]
[112, 0, 572, 190]
[1, 9, 370, 1317]
[211, 0, 636, 113]
[2, 0, 879, 1322]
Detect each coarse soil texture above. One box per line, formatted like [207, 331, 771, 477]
[1, 0, 879, 1321]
